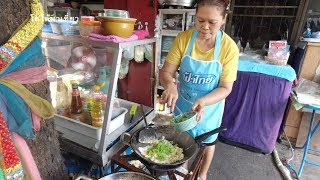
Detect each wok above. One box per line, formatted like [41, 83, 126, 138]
[122, 125, 226, 170]
[100, 172, 156, 180]
[158, 0, 197, 7]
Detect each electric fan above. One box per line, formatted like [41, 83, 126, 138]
[69, 46, 97, 71]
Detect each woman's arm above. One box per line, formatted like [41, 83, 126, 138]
[195, 81, 233, 106]
[192, 81, 234, 121]
[159, 62, 180, 112]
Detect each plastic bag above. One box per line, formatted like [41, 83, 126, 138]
[144, 44, 153, 62]
[123, 47, 134, 61]
[134, 45, 145, 63]
[118, 59, 129, 79]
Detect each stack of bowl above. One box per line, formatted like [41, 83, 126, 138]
[78, 16, 102, 37]
[96, 9, 137, 38]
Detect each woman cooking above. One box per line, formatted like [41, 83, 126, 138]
[159, 0, 239, 179]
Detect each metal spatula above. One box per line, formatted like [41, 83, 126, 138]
[138, 104, 158, 144]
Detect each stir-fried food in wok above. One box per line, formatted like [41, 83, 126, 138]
[139, 139, 184, 164]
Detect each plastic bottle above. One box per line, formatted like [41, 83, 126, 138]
[91, 85, 105, 127]
[70, 83, 83, 114]
[303, 28, 312, 38]
[244, 42, 250, 52]
[236, 40, 242, 51]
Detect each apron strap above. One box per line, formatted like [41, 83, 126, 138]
[185, 29, 223, 61]
[213, 30, 222, 61]
[186, 29, 198, 56]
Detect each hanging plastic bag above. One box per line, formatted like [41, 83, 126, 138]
[118, 58, 130, 79]
[134, 45, 145, 63]
[144, 44, 153, 62]
[123, 47, 134, 61]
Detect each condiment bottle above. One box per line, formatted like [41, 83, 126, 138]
[70, 83, 83, 114]
[91, 85, 104, 127]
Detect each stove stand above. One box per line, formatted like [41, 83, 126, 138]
[111, 145, 206, 180]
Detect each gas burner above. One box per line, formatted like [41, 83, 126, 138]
[111, 145, 206, 180]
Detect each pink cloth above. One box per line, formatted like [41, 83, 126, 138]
[31, 111, 41, 131]
[3, 65, 48, 84]
[89, 33, 138, 43]
[133, 30, 149, 39]
[3, 65, 47, 131]
[13, 132, 41, 180]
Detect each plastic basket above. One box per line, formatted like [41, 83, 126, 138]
[54, 107, 128, 141]
[78, 21, 102, 37]
[50, 21, 79, 35]
[170, 111, 197, 131]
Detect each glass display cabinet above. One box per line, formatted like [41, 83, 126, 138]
[41, 32, 157, 166]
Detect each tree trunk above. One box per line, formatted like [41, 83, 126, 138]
[0, 0, 68, 179]
[24, 80, 69, 180]
[0, 0, 30, 45]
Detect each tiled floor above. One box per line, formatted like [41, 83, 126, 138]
[207, 141, 319, 180]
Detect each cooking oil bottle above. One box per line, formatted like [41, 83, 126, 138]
[91, 85, 104, 127]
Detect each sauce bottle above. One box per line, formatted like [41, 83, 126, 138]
[70, 83, 83, 114]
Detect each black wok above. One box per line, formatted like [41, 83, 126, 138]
[122, 125, 226, 170]
[101, 172, 156, 180]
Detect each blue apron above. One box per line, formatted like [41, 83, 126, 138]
[174, 30, 224, 143]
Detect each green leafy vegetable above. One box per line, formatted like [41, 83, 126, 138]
[173, 115, 189, 123]
[146, 139, 176, 161]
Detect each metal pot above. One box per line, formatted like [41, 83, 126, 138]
[121, 125, 226, 170]
[158, 0, 197, 7]
[100, 172, 156, 180]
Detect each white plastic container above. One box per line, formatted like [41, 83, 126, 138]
[54, 107, 128, 140]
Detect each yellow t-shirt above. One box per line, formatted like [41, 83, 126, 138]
[165, 28, 239, 82]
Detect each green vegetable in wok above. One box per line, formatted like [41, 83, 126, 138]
[146, 139, 177, 161]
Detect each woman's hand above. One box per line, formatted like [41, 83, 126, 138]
[192, 98, 206, 122]
[161, 83, 178, 112]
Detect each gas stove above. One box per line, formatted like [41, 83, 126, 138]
[111, 145, 206, 180]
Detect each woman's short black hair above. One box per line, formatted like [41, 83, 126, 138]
[196, 0, 229, 16]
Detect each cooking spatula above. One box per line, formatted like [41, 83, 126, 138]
[138, 104, 158, 144]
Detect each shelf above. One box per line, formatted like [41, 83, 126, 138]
[233, 14, 296, 18]
[161, 30, 180, 36]
[57, 98, 154, 165]
[42, 32, 157, 49]
[234, 5, 298, 8]
[47, 7, 79, 10]
[161, 49, 170, 53]
[159, 9, 195, 14]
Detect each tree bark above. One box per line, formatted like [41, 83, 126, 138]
[0, 0, 30, 45]
[0, 0, 69, 179]
[24, 80, 69, 180]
